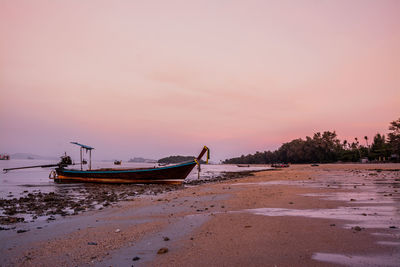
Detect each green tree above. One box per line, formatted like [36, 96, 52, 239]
[388, 118, 400, 160]
[223, 123, 400, 164]
[370, 133, 390, 161]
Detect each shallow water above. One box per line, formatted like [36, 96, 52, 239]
[0, 160, 270, 226]
[0, 160, 156, 199]
[237, 170, 400, 230]
[244, 206, 400, 229]
[0, 159, 271, 199]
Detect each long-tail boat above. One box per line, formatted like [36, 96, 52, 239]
[52, 143, 210, 184]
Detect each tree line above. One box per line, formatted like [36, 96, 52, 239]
[223, 118, 400, 164]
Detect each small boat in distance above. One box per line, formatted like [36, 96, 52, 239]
[114, 160, 122, 165]
[0, 154, 10, 160]
[236, 164, 250, 167]
[53, 143, 210, 184]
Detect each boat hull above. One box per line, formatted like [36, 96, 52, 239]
[54, 161, 197, 184]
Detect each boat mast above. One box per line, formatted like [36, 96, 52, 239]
[80, 146, 83, 170]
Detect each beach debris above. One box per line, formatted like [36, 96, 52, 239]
[330, 224, 336, 227]
[163, 236, 170, 241]
[244, 225, 252, 228]
[350, 199, 356, 201]
[0, 184, 182, 223]
[0, 216, 24, 224]
[4, 207, 17, 215]
[115, 229, 121, 233]
[289, 202, 294, 204]
[17, 229, 28, 233]
[47, 216, 56, 221]
[389, 226, 397, 229]
[132, 256, 140, 261]
[157, 247, 169, 254]
[88, 242, 98, 245]
[352, 226, 362, 231]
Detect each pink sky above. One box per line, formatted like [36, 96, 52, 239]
[0, 0, 399, 161]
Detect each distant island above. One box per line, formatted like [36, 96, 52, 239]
[158, 155, 205, 164]
[128, 157, 157, 163]
[10, 153, 58, 160]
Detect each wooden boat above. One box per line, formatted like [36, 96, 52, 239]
[53, 144, 210, 184]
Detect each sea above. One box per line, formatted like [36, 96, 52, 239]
[0, 159, 271, 199]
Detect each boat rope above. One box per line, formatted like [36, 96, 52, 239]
[204, 146, 210, 164]
[194, 158, 201, 179]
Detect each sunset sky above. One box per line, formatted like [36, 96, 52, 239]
[0, 0, 399, 162]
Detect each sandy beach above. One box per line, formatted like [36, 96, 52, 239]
[2, 2, 399, 266]
[1, 163, 400, 266]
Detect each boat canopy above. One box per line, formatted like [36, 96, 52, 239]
[71, 142, 94, 170]
[70, 142, 94, 150]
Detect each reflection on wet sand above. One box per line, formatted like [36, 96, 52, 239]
[235, 168, 400, 266]
[312, 252, 400, 267]
[244, 206, 399, 229]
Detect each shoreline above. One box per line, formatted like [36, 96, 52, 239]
[0, 169, 262, 229]
[1, 163, 399, 266]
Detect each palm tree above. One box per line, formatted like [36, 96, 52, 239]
[343, 140, 348, 149]
[355, 137, 361, 159]
[364, 136, 370, 156]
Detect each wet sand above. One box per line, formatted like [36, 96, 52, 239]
[1, 164, 399, 266]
